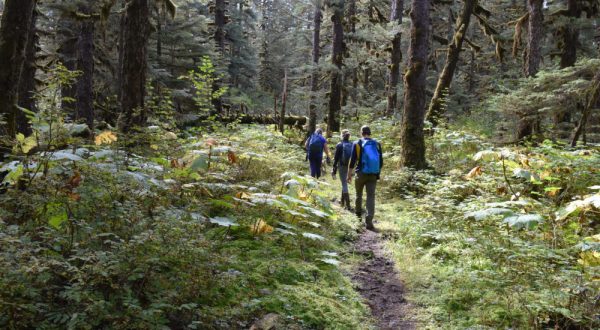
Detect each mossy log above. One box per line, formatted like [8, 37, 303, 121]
[178, 114, 307, 129]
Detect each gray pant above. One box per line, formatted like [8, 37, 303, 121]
[355, 173, 377, 221]
[338, 164, 349, 193]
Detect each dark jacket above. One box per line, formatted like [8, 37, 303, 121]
[332, 139, 352, 171]
[348, 137, 383, 176]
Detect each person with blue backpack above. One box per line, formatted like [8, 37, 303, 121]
[304, 128, 331, 179]
[332, 129, 353, 210]
[347, 125, 383, 231]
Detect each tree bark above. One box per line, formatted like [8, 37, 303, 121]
[212, 0, 227, 114]
[571, 70, 600, 146]
[0, 0, 37, 137]
[17, 8, 39, 135]
[386, 0, 403, 116]
[518, 0, 544, 140]
[559, 0, 580, 69]
[524, 0, 543, 77]
[58, 16, 78, 115]
[327, 0, 345, 138]
[426, 0, 475, 127]
[76, 4, 95, 129]
[308, 3, 322, 136]
[279, 69, 287, 133]
[119, 0, 151, 131]
[400, 0, 430, 169]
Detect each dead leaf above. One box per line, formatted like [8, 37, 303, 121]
[66, 171, 82, 190]
[466, 166, 483, 179]
[236, 191, 251, 199]
[206, 138, 218, 146]
[227, 150, 238, 164]
[94, 131, 117, 146]
[252, 219, 274, 235]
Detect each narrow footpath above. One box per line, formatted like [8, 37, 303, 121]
[351, 229, 416, 329]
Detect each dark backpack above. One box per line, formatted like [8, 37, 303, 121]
[308, 134, 324, 153]
[359, 139, 381, 174]
[340, 141, 353, 166]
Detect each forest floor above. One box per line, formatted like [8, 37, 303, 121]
[2, 122, 599, 329]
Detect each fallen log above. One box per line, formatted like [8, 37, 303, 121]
[178, 114, 307, 130]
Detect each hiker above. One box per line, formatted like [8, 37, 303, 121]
[305, 128, 331, 178]
[332, 129, 353, 210]
[347, 125, 383, 231]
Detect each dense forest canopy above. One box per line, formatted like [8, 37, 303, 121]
[0, 0, 599, 328]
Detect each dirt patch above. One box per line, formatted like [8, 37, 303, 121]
[352, 230, 416, 330]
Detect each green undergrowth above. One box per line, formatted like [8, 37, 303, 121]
[377, 130, 600, 329]
[0, 125, 373, 329]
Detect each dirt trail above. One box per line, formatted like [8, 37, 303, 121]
[352, 230, 416, 330]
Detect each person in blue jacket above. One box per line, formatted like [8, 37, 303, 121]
[304, 128, 331, 178]
[347, 126, 383, 231]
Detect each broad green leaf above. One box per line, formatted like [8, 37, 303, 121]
[473, 150, 499, 162]
[302, 232, 324, 240]
[503, 214, 544, 229]
[209, 216, 238, 227]
[189, 154, 209, 170]
[47, 203, 68, 229]
[465, 208, 514, 221]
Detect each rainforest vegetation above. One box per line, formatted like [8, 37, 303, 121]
[0, 0, 599, 329]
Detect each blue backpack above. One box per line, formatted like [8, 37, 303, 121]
[308, 134, 324, 153]
[360, 139, 381, 174]
[341, 141, 353, 166]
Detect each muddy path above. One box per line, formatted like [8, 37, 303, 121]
[352, 230, 416, 330]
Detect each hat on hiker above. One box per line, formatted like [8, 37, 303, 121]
[361, 126, 371, 136]
[315, 128, 323, 135]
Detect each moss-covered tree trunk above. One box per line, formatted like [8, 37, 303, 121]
[119, 0, 151, 131]
[308, 3, 322, 136]
[400, 0, 429, 169]
[560, 0, 580, 69]
[519, 0, 543, 140]
[76, 4, 95, 129]
[386, 0, 403, 116]
[426, 0, 475, 127]
[524, 0, 543, 77]
[279, 69, 287, 133]
[571, 70, 600, 146]
[327, 0, 344, 137]
[0, 0, 37, 138]
[58, 16, 78, 115]
[17, 8, 39, 135]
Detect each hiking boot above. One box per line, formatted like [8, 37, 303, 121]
[366, 218, 376, 231]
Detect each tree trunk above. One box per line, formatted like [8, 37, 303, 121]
[400, 0, 430, 169]
[560, 0, 580, 69]
[0, 0, 37, 138]
[17, 8, 39, 135]
[518, 0, 543, 140]
[58, 16, 78, 115]
[571, 70, 600, 146]
[327, 0, 345, 138]
[524, 0, 543, 77]
[212, 0, 227, 115]
[76, 4, 95, 129]
[386, 0, 403, 116]
[308, 3, 322, 136]
[279, 69, 287, 134]
[119, 0, 151, 131]
[426, 0, 475, 127]
[348, 0, 357, 103]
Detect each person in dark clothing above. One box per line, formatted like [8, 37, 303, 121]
[332, 129, 353, 209]
[305, 128, 331, 178]
[347, 125, 383, 231]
